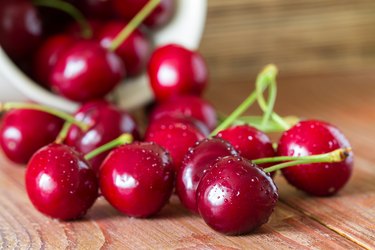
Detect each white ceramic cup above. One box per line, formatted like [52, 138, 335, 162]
[0, 0, 207, 112]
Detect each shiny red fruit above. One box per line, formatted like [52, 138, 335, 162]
[50, 40, 125, 102]
[98, 21, 152, 77]
[278, 120, 353, 196]
[0, 0, 43, 59]
[65, 100, 140, 175]
[150, 95, 217, 131]
[217, 125, 276, 172]
[65, 19, 104, 39]
[0, 109, 64, 164]
[176, 138, 239, 213]
[197, 156, 278, 235]
[113, 0, 175, 29]
[148, 44, 208, 102]
[25, 143, 98, 220]
[100, 142, 174, 217]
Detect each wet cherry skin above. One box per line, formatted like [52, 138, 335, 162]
[100, 142, 175, 217]
[145, 116, 207, 170]
[196, 156, 278, 235]
[148, 44, 208, 102]
[176, 138, 239, 213]
[33, 34, 76, 87]
[150, 95, 217, 131]
[217, 125, 276, 174]
[113, 0, 175, 29]
[25, 143, 98, 220]
[98, 21, 152, 77]
[277, 120, 353, 196]
[0, 109, 64, 165]
[0, 0, 43, 60]
[65, 100, 140, 175]
[50, 40, 125, 102]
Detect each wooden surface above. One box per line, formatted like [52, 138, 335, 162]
[201, 0, 375, 80]
[0, 71, 374, 249]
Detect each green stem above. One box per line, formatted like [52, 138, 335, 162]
[259, 148, 351, 173]
[108, 0, 161, 51]
[55, 122, 72, 144]
[210, 65, 276, 136]
[0, 102, 89, 131]
[33, 0, 92, 38]
[85, 134, 133, 160]
[235, 115, 300, 133]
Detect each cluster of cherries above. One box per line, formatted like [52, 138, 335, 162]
[0, 64, 353, 236]
[0, 0, 207, 103]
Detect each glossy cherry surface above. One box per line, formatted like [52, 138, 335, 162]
[150, 95, 217, 131]
[100, 142, 174, 217]
[33, 34, 76, 87]
[65, 100, 140, 174]
[148, 44, 208, 102]
[176, 138, 239, 213]
[113, 0, 175, 29]
[217, 125, 276, 172]
[25, 143, 98, 220]
[0, 0, 43, 60]
[197, 156, 278, 235]
[0, 109, 64, 165]
[277, 120, 353, 196]
[98, 21, 152, 77]
[145, 116, 207, 170]
[50, 40, 125, 102]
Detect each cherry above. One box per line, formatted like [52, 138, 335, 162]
[0, 0, 43, 60]
[216, 125, 276, 172]
[98, 21, 152, 77]
[0, 109, 64, 164]
[66, 19, 104, 38]
[50, 40, 125, 102]
[176, 138, 239, 213]
[113, 0, 175, 29]
[33, 34, 76, 87]
[277, 120, 353, 196]
[73, 0, 114, 19]
[100, 142, 174, 218]
[25, 143, 98, 220]
[145, 116, 207, 170]
[196, 156, 278, 235]
[150, 96, 217, 131]
[148, 44, 208, 102]
[65, 100, 140, 174]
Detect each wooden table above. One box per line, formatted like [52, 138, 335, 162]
[0, 70, 374, 249]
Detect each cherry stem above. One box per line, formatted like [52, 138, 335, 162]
[85, 134, 133, 160]
[55, 122, 72, 144]
[108, 0, 161, 51]
[0, 102, 89, 131]
[210, 64, 276, 136]
[256, 148, 352, 173]
[235, 115, 300, 133]
[33, 0, 93, 38]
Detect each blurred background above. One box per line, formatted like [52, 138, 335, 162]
[200, 0, 375, 82]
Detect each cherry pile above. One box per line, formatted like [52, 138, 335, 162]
[0, 63, 353, 235]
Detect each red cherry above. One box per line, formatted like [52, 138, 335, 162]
[145, 116, 207, 170]
[98, 21, 152, 77]
[25, 143, 98, 220]
[0, 0, 43, 60]
[65, 100, 140, 174]
[176, 138, 239, 213]
[0, 109, 64, 164]
[150, 96, 217, 131]
[113, 0, 175, 29]
[76, 0, 114, 19]
[148, 44, 208, 102]
[197, 156, 278, 235]
[100, 142, 174, 217]
[50, 40, 125, 102]
[65, 19, 104, 39]
[217, 125, 276, 173]
[277, 120, 353, 196]
[33, 34, 76, 87]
